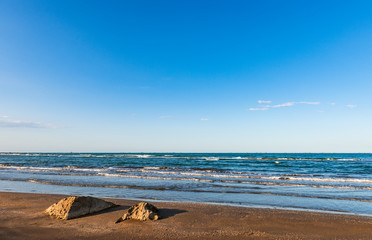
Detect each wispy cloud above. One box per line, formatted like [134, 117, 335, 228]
[248, 107, 269, 111]
[266, 101, 319, 108]
[249, 101, 320, 111]
[0, 116, 57, 128]
[200, 118, 209, 121]
[267, 102, 296, 108]
[346, 104, 357, 108]
[258, 100, 272, 104]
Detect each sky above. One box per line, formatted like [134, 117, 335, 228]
[0, 0, 372, 152]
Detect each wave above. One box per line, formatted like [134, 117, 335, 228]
[93, 173, 372, 190]
[2, 164, 372, 185]
[96, 172, 215, 182]
[138, 168, 372, 184]
[2, 173, 371, 191]
[0, 165, 109, 173]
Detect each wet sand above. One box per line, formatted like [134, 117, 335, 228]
[0, 192, 371, 239]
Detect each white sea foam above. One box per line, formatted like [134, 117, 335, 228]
[97, 172, 214, 182]
[135, 154, 153, 158]
[0, 165, 108, 173]
[2, 164, 372, 186]
[122, 168, 372, 186]
[137, 168, 371, 183]
[18, 174, 372, 191]
[266, 176, 372, 183]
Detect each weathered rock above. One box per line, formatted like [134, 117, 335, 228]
[45, 196, 117, 220]
[116, 202, 160, 223]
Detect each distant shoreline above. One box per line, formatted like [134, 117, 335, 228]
[2, 151, 372, 154]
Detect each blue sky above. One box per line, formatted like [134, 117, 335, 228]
[1, 0, 371, 152]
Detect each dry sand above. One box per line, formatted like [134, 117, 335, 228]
[0, 192, 371, 239]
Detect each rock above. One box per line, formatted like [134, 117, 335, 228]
[116, 202, 160, 223]
[45, 196, 117, 220]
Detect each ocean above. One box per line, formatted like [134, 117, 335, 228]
[0, 152, 371, 216]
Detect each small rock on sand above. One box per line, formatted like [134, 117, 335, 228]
[116, 202, 160, 223]
[45, 196, 117, 220]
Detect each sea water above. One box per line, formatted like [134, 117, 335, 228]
[0, 153, 371, 216]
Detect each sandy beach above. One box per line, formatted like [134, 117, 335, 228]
[2, 0, 372, 239]
[0, 192, 371, 240]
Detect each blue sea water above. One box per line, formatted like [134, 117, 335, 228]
[0, 153, 371, 216]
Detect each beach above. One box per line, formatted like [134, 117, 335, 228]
[1, 192, 371, 240]
[2, 1, 372, 239]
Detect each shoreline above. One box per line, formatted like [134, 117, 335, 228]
[3, 187, 371, 218]
[1, 192, 371, 239]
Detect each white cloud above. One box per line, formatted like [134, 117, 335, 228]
[0, 118, 57, 128]
[266, 102, 320, 108]
[346, 104, 357, 108]
[248, 107, 269, 111]
[267, 102, 295, 108]
[249, 101, 321, 111]
[200, 118, 209, 121]
[258, 100, 272, 104]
